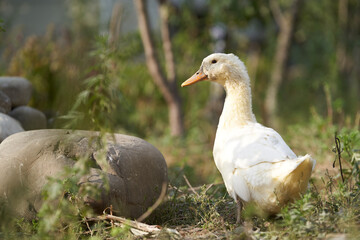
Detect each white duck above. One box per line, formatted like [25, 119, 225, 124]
[181, 53, 315, 222]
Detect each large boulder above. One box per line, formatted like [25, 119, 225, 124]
[0, 129, 168, 219]
[0, 113, 24, 142]
[9, 106, 47, 130]
[0, 77, 32, 107]
[0, 90, 11, 114]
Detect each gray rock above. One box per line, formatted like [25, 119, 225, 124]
[0, 113, 24, 142]
[0, 76, 32, 107]
[0, 129, 168, 219]
[9, 106, 47, 130]
[0, 90, 11, 114]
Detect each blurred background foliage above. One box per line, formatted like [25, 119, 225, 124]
[0, 0, 359, 186]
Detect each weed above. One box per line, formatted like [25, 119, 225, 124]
[32, 36, 121, 239]
[61, 35, 121, 132]
[252, 129, 360, 239]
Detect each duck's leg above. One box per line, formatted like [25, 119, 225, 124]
[236, 196, 243, 224]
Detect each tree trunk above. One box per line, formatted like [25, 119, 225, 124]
[336, 0, 359, 118]
[108, 2, 122, 48]
[159, 0, 176, 84]
[352, 3, 360, 117]
[336, 0, 348, 72]
[169, 99, 183, 136]
[134, 0, 184, 136]
[206, 24, 227, 125]
[264, 0, 304, 127]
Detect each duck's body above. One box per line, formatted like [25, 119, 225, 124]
[182, 53, 315, 216]
[214, 122, 314, 213]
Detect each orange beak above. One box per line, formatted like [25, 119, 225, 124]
[181, 70, 208, 87]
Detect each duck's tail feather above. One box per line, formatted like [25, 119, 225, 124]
[279, 154, 316, 200]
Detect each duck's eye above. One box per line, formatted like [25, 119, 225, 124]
[211, 59, 217, 64]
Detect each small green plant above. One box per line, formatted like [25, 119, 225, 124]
[252, 129, 360, 239]
[61, 35, 121, 132]
[338, 129, 360, 182]
[36, 157, 98, 238]
[31, 36, 122, 238]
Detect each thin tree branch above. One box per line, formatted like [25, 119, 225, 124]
[136, 182, 167, 222]
[94, 214, 162, 233]
[134, 0, 172, 103]
[159, 0, 176, 85]
[264, 0, 304, 127]
[269, 0, 286, 28]
[134, 0, 184, 136]
[336, 0, 348, 73]
[108, 2, 122, 48]
[183, 175, 199, 196]
[84, 218, 93, 236]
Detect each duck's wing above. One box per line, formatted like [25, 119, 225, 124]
[214, 123, 315, 203]
[230, 155, 315, 204]
[231, 155, 314, 207]
[219, 123, 298, 169]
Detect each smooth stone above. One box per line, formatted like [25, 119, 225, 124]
[0, 90, 11, 114]
[0, 113, 24, 142]
[0, 76, 32, 107]
[0, 129, 168, 219]
[9, 106, 47, 130]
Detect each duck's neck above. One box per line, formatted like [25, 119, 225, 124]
[218, 80, 256, 130]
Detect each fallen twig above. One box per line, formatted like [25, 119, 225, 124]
[82, 226, 113, 235]
[183, 175, 199, 196]
[85, 213, 181, 238]
[84, 218, 93, 236]
[137, 182, 167, 222]
[92, 214, 161, 233]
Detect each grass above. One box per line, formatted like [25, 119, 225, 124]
[1, 32, 359, 239]
[0, 119, 359, 239]
[1, 2, 359, 237]
[144, 123, 360, 239]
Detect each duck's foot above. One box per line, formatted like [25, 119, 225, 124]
[236, 196, 243, 224]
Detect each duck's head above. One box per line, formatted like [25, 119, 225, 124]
[181, 53, 249, 87]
